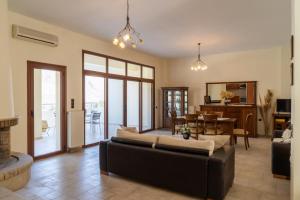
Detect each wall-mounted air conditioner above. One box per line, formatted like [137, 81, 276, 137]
[12, 24, 59, 47]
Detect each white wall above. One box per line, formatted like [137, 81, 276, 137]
[291, 0, 299, 199]
[8, 11, 168, 153]
[0, 0, 14, 119]
[166, 47, 291, 135]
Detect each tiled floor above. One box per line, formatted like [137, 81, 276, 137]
[10, 131, 290, 200]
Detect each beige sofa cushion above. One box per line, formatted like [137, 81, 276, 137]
[116, 130, 158, 144]
[198, 135, 230, 150]
[157, 135, 215, 156]
[119, 126, 138, 133]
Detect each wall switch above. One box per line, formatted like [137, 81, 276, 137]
[71, 99, 75, 109]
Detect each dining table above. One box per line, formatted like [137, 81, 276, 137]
[172, 116, 237, 145]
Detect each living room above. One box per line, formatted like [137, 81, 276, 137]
[0, 0, 300, 200]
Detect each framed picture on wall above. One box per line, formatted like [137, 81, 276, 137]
[291, 63, 294, 86]
[291, 35, 294, 60]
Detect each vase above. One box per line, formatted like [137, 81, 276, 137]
[182, 132, 190, 140]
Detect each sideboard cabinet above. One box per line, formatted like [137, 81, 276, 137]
[162, 87, 188, 128]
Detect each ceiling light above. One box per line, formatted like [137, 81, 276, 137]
[113, 0, 143, 49]
[191, 43, 208, 71]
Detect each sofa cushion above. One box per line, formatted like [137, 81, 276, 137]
[157, 135, 214, 156]
[111, 137, 153, 148]
[119, 126, 138, 133]
[198, 135, 230, 150]
[117, 130, 158, 144]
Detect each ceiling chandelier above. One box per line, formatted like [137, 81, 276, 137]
[190, 43, 208, 71]
[113, 0, 143, 49]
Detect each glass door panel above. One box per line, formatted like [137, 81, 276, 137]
[108, 79, 124, 138]
[127, 81, 140, 130]
[142, 82, 152, 131]
[84, 76, 105, 145]
[33, 69, 61, 157]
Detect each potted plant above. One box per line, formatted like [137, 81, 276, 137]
[220, 91, 234, 105]
[180, 124, 191, 139]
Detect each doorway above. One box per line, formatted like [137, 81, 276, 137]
[27, 61, 67, 159]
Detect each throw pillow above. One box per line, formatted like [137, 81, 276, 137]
[157, 135, 215, 156]
[198, 135, 230, 150]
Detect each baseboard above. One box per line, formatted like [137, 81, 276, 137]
[67, 146, 83, 153]
[273, 174, 290, 180]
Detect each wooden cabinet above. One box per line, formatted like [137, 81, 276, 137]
[162, 87, 188, 128]
[200, 105, 257, 137]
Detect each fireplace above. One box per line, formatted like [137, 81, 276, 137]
[0, 118, 33, 191]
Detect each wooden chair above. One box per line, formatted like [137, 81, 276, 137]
[203, 114, 223, 135]
[195, 110, 207, 116]
[233, 113, 253, 150]
[185, 114, 201, 139]
[170, 110, 183, 135]
[207, 111, 223, 118]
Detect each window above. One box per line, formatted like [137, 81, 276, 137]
[83, 51, 155, 144]
[142, 82, 153, 131]
[142, 66, 154, 79]
[127, 81, 140, 129]
[128, 63, 141, 77]
[108, 59, 126, 75]
[84, 54, 106, 72]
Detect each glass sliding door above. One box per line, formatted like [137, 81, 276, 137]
[108, 79, 124, 138]
[142, 82, 153, 131]
[84, 75, 105, 145]
[127, 81, 140, 130]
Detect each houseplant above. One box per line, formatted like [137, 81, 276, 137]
[180, 124, 191, 139]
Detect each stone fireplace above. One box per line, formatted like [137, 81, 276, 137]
[0, 118, 33, 191]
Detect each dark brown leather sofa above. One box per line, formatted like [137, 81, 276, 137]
[272, 130, 291, 178]
[100, 137, 235, 200]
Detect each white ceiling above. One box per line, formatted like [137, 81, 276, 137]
[8, 0, 291, 58]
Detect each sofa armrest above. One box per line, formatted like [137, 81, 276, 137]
[99, 140, 110, 174]
[273, 130, 284, 139]
[207, 145, 235, 200]
[272, 142, 291, 177]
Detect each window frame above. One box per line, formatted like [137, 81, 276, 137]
[82, 50, 155, 145]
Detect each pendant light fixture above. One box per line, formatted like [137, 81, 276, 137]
[190, 43, 208, 71]
[113, 0, 143, 49]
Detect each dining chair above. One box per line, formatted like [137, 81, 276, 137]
[170, 110, 184, 135]
[185, 114, 201, 139]
[91, 112, 102, 134]
[233, 113, 253, 150]
[195, 110, 207, 116]
[207, 111, 223, 118]
[203, 114, 224, 135]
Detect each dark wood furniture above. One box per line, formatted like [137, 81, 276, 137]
[162, 87, 188, 128]
[200, 105, 257, 137]
[173, 116, 237, 144]
[233, 113, 253, 150]
[272, 113, 291, 131]
[206, 81, 257, 104]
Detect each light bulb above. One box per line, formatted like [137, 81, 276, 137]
[197, 65, 201, 69]
[119, 42, 126, 49]
[201, 65, 208, 70]
[123, 34, 130, 41]
[191, 67, 194, 71]
[113, 38, 119, 45]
